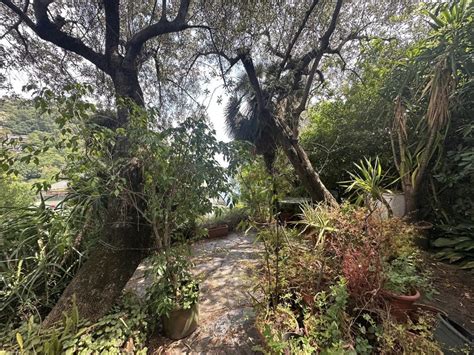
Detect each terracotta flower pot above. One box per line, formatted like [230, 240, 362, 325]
[161, 303, 199, 340]
[380, 289, 421, 322]
[301, 291, 315, 307]
[207, 224, 229, 238]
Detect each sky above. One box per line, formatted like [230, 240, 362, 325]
[1, 68, 232, 143]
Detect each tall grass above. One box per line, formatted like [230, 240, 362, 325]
[0, 204, 89, 327]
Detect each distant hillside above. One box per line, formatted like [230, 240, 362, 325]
[0, 97, 64, 181]
[0, 97, 56, 135]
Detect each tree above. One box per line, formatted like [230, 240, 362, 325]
[0, 0, 420, 324]
[388, 0, 473, 217]
[197, 0, 417, 207]
[0, 0, 203, 325]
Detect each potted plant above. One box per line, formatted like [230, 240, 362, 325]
[380, 255, 430, 321]
[146, 246, 200, 340]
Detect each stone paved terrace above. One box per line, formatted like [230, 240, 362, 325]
[125, 232, 263, 354]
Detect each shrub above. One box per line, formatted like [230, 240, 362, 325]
[0, 205, 89, 327]
[0, 293, 149, 354]
[342, 243, 382, 302]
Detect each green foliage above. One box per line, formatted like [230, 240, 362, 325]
[257, 278, 350, 354]
[0, 98, 56, 135]
[0, 173, 35, 210]
[146, 246, 199, 318]
[304, 278, 350, 353]
[131, 113, 229, 248]
[342, 157, 396, 213]
[430, 123, 474, 267]
[383, 255, 432, 295]
[432, 224, 474, 268]
[0, 205, 89, 327]
[300, 60, 395, 191]
[0, 294, 149, 354]
[254, 205, 439, 353]
[235, 149, 294, 221]
[295, 202, 337, 248]
[0, 99, 65, 182]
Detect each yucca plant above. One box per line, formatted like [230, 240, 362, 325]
[390, 0, 472, 216]
[296, 202, 337, 248]
[342, 157, 395, 216]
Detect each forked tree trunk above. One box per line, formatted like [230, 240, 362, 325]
[43, 70, 152, 326]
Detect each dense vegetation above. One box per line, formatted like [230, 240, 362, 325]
[0, 0, 472, 353]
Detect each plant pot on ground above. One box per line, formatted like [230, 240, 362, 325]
[146, 246, 200, 340]
[381, 255, 431, 322]
[207, 224, 229, 238]
[161, 293, 199, 340]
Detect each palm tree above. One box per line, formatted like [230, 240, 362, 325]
[224, 71, 278, 171]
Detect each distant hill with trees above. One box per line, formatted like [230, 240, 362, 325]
[0, 97, 56, 135]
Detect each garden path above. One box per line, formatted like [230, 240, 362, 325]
[125, 232, 263, 354]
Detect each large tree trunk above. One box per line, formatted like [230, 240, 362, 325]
[43, 204, 151, 326]
[266, 111, 338, 207]
[43, 69, 152, 326]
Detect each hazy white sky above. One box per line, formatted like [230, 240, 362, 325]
[202, 80, 231, 143]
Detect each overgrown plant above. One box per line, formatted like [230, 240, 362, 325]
[296, 202, 337, 248]
[0, 294, 149, 354]
[389, 0, 472, 216]
[342, 157, 395, 217]
[145, 246, 199, 319]
[0, 204, 89, 327]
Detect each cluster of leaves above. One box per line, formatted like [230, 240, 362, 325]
[0, 98, 66, 181]
[383, 255, 432, 295]
[385, 0, 474, 263]
[128, 111, 230, 248]
[430, 122, 474, 267]
[145, 245, 199, 319]
[0, 98, 56, 135]
[342, 157, 397, 215]
[0, 204, 91, 327]
[342, 243, 382, 301]
[252, 204, 439, 353]
[0, 173, 35, 209]
[256, 278, 349, 354]
[300, 56, 396, 192]
[0, 293, 149, 354]
[233, 148, 297, 222]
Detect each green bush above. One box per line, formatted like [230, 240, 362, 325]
[0, 205, 88, 327]
[0, 293, 149, 354]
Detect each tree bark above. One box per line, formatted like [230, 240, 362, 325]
[403, 183, 418, 220]
[239, 53, 338, 207]
[43, 70, 151, 326]
[42, 205, 151, 326]
[266, 111, 338, 207]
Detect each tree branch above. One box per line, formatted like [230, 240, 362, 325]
[1, 0, 108, 71]
[279, 0, 321, 73]
[124, 0, 190, 67]
[0, 0, 30, 40]
[239, 51, 265, 109]
[0, 0, 35, 28]
[292, 0, 343, 70]
[103, 0, 120, 62]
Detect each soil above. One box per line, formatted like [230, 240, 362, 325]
[420, 252, 474, 334]
[125, 232, 264, 354]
